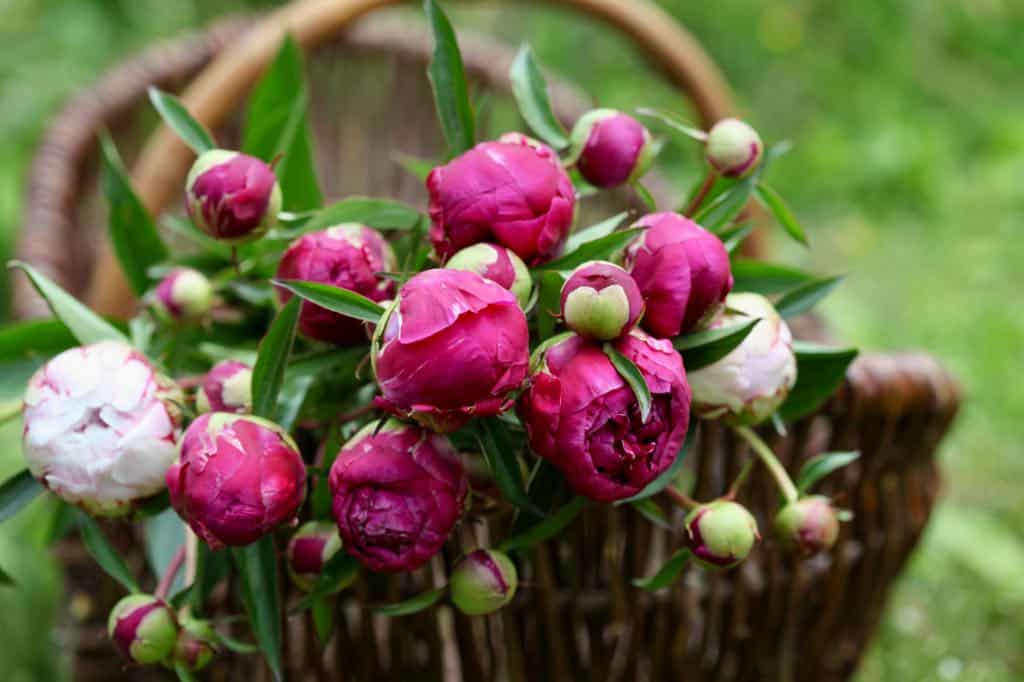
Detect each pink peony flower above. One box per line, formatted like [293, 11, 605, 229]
[570, 109, 655, 188]
[560, 260, 644, 340]
[167, 413, 306, 548]
[427, 139, 575, 265]
[624, 212, 733, 337]
[185, 149, 281, 243]
[373, 269, 529, 433]
[445, 242, 533, 309]
[150, 267, 213, 323]
[328, 419, 467, 573]
[195, 360, 252, 414]
[517, 329, 691, 502]
[276, 224, 397, 345]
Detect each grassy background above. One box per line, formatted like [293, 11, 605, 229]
[2, 0, 1022, 680]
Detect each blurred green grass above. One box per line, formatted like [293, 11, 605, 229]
[1, 1, 1022, 680]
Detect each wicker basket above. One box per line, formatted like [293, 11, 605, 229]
[14, 2, 960, 681]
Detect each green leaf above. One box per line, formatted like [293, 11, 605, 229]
[476, 418, 540, 515]
[755, 182, 808, 246]
[293, 551, 360, 611]
[615, 428, 696, 505]
[634, 183, 657, 211]
[631, 498, 672, 530]
[251, 297, 300, 419]
[604, 344, 651, 422]
[509, 45, 569, 149]
[424, 0, 475, 155]
[373, 586, 446, 617]
[635, 108, 708, 142]
[499, 496, 585, 553]
[215, 631, 261, 654]
[147, 87, 215, 154]
[797, 451, 860, 493]
[0, 319, 76, 363]
[392, 152, 436, 182]
[78, 512, 140, 592]
[633, 548, 690, 590]
[539, 227, 644, 271]
[535, 271, 564, 340]
[9, 262, 128, 345]
[775, 275, 844, 319]
[163, 215, 233, 259]
[99, 134, 170, 296]
[0, 563, 13, 587]
[730, 259, 814, 295]
[273, 280, 384, 324]
[507, 459, 565, 536]
[174, 662, 198, 682]
[312, 424, 344, 520]
[674, 318, 760, 371]
[301, 198, 424, 233]
[694, 177, 755, 232]
[233, 538, 283, 681]
[243, 36, 322, 211]
[720, 222, 754, 255]
[0, 470, 43, 524]
[778, 342, 858, 422]
[563, 212, 630, 254]
[311, 598, 334, 644]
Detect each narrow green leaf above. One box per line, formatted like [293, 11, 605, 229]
[233, 538, 283, 681]
[631, 498, 672, 530]
[0, 470, 43, 524]
[507, 459, 565, 537]
[392, 152, 436, 182]
[99, 134, 169, 296]
[797, 451, 860, 493]
[0, 319, 76, 363]
[0, 564, 13, 587]
[694, 177, 755, 231]
[756, 183, 808, 246]
[78, 511, 140, 592]
[604, 344, 651, 422]
[311, 598, 335, 644]
[476, 418, 540, 515]
[373, 586, 446, 617]
[301, 198, 425, 233]
[674, 318, 760, 371]
[636, 108, 708, 142]
[175, 662, 198, 682]
[615, 427, 696, 505]
[163, 215, 233, 259]
[215, 631, 261, 654]
[293, 551, 360, 611]
[273, 280, 384, 324]
[424, 0, 475, 155]
[720, 222, 754, 254]
[539, 227, 644, 271]
[251, 297, 300, 419]
[147, 87, 215, 154]
[730, 259, 814, 295]
[775, 275, 844, 319]
[313, 424, 344, 520]
[778, 342, 858, 421]
[535, 271, 564, 340]
[633, 548, 691, 590]
[499, 496, 585, 553]
[634, 183, 657, 211]
[9, 262, 128, 345]
[564, 212, 629, 254]
[509, 45, 569, 149]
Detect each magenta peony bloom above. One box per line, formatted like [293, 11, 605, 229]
[167, 413, 306, 549]
[151, 267, 213, 323]
[517, 329, 691, 502]
[373, 269, 529, 433]
[427, 139, 575, 265]
[328, 419, 467, 573]
[195, 360, 252, 414]
[705, 118, 763, 178]
[445, 242, 533, 309]
[276, 224, 397, 345]
[570, 109, 655, 188]
[185, 149, 281, 243]
[624, 212, 733, 337]
[560, 260, 644, 340]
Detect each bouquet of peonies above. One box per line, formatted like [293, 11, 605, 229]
[0, 2, 860, 678]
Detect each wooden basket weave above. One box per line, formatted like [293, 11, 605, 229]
[14, 2, 960, 681]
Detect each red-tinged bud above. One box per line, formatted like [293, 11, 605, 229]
[705, 118, 763, 178]
[185, 149, 281, 243]
[150, 268, 213, 323]
[775, 496, 840, 557]
[107, 594, 177, 665]
[570, 109, 655, 188]
[195, 360, 252, 414]
[171, 618, 218, 672]
[286, 521, 352, 592]
[450, 549, 518, 615]
[685, 500, 760, 569]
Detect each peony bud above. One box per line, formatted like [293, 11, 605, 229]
[446, 243, 533, 309]
[517, 329, 691, 502]
[329, 419, 467, 573]
[167, 413, 306, 548]
[775, 496, 840, 557]
[150, 268, 213, 323]
[560, 260, 644, 340]
[107, 594, 178, 665]
[195, 360, 252, 414]
[450, 549, 518, 616]
[705, 118, 763, 178]
[286, 521, 352, 592]
[570, 109, 655, 188]
[23, 342, 181, 517]
[276, 224, 397, 344]
[685, 500, 760, 569]
[688, 293, 797, 425]
[373, 269, 529, 433]
[623, 212, 733, 336]
[171, 618, 218, 672]
[185, 149, 281, 243]
[427, 139, 575, 265]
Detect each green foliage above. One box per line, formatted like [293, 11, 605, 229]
[510, 45, 569, 149]
[425, 0, 475, 155]
[233, 538, 283, 681]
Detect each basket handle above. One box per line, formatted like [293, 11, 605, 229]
[89, 0, 737, 315]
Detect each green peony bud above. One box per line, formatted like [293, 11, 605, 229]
[107, 594, 178, 665]
[685, 500, 760, 569]
[705, 118, 763, 178]
[775, 495, 840, 557]
[450, 549, 518, 616]
[171, 618, 219, 672]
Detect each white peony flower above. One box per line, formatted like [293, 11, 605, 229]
[22, 341, 181, 516]
[689, 293, 797, 425]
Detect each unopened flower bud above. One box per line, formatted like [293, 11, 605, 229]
[775, 495, 840, 557]
[705, 118, 763, 178]
[450, 549, 518, 616]
[195, 360, 252, 414]
[151, 268, 213, 323]
[185, 149, 282, 243]
[286, 521, 352, 592]
[560, 261, 644, 340]
[107, 594, 177, 665]
[446, 243, 533, 309]
[570, 109, 655, 188]
[685, 500, 760, 569]
[171, 618, 218, 672]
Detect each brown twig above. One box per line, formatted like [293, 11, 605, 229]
[663, 486, 700, 510]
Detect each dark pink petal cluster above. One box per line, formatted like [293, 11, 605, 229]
[185, 150, 281, 243]
[571, 110, 653, 188]
[517, 330, 691, 502]
[328, 420, 467, 573]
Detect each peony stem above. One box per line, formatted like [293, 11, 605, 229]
[154, 544, 187, 601]
[663, 485, 700, 510]
[726, 455, 758, 500]
[0, 399, 23, 425]
[732, 425, 798, 503]
[684, 169, 718, 217]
